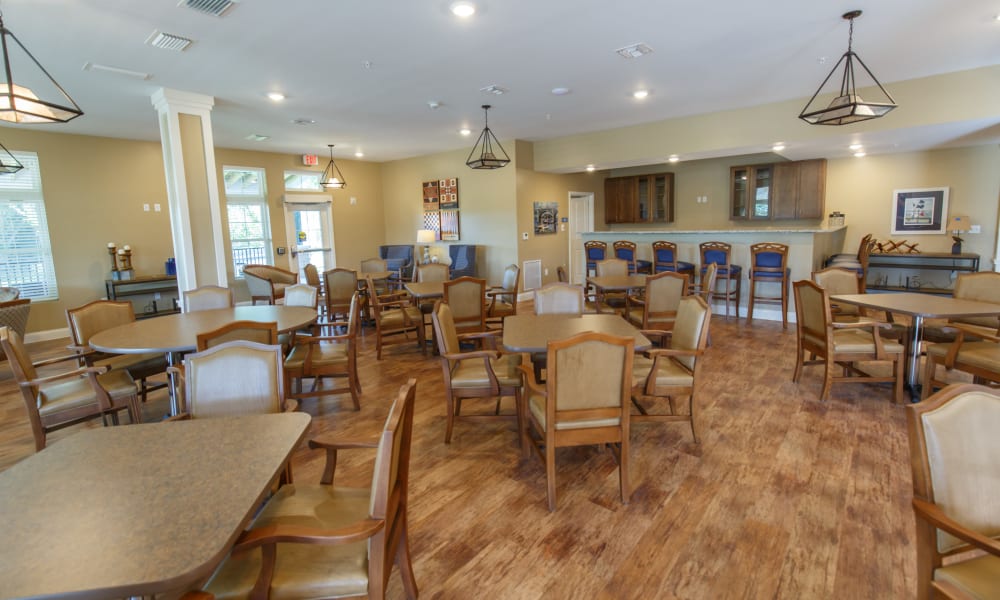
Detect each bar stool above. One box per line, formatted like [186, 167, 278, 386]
[584, 241, 606, 277]
[699, 241, 742, 318]
[652, 241, 696, 284]
[747, 242, 790, 328]
[613, 240, 651, 274]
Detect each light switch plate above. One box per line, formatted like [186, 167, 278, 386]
[143, 203, 150, 212]
[154, 203, 161, 212]
[522, 232, 529, 240]
[970, 224, 981, 234]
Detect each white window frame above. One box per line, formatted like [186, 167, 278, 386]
[283, 170, 322, 192]
[0, 152, 58, 301]
[223, 166, 273, 277]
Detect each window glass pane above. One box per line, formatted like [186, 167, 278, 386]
[0, 152, 58, 301]
[223, 166, 271, 276]
[223, 168, 262, 196]
[284, 171, 321, 191]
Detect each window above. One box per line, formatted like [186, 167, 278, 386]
[0, 152, 58, 300]
[284, 170, 322, 192]
[223, 166, 272, 277]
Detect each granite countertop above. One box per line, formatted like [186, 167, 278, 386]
[584, 225, 845, 235]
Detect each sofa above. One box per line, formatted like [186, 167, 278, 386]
[242, 264, 298, 305]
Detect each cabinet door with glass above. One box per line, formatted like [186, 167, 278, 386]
[731, 165, 773, 220]
[644, 173, 673, 222]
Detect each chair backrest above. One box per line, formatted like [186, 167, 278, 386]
[449, 245, 477, 278]
[750, 242, 788, 274]
[812, 267, 863, 316]
[284, 283, 319, 308]
[196, 320, 278, 351]
[499, 264, 520, 293]
[584, 241, 607, 264]
[952, 272, 1000, 329]
[360, 258, 388, 273]
[700, 241, 733, 267]
[652, 241, 680, 272]
[0, 286, 19, 302]
[0, 325, 38, 383]
[793, 279, 831, 350]
[642, 271, 688, 328]
[378, 245, 414, 279]
[670, 296, 712, 371]
[324, 268, 358, 315]
[613, 241, 638, 272]
[697, 263, 718, 303]
[303, 263, 321, 287]
[416, 263, 450, 282]
[183, 285, 234, 312]
[66, 300, 135, 347]
[431, 301, 462, 359]
[907, 383, 1000, 557]
[243, 264, 297, 285]
[546, 331, 633, 428]
[556, 266, 568, 283]
[182, 340, 285, 417]
[0, 298, 31, 341]
[534, 283, 584, 315]
[443, 276, 486, 332]
[596, 258, 628, 277]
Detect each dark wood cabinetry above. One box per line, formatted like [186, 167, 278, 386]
[731, 159, 826, 221]
[605, 173, 674, 224]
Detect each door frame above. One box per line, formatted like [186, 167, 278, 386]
[568, 191, 595, 285]
[283, 201, 336, 277]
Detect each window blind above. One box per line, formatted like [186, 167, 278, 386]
[0, 152, 59, 300]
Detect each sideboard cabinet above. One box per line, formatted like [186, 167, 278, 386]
[105, 275, 180, 318]
[731, 159, 826, 221]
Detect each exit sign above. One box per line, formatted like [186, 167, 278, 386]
[302, 154, 319, 166]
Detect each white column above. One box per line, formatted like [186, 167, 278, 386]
[150, 88, 228, 291]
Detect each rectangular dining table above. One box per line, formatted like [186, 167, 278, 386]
[0, 412, 311, 600]
[830, 292, 1000, 400]
[586, 274, 648, 313]
[404, 281, 445, 300]
[502, 313, 652, 353]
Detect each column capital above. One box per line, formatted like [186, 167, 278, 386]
[151, 88, 215, 114]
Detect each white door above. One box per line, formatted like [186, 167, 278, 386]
[568, 192, 594, 285]
[284, 203, 336, 279]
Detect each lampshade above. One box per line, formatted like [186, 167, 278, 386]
[798, 11, 896, 126]
[0, 141, 23, 174]
[949, 215, 970, 233]
[416, 229, 436, 244]
[0, 16, 83, 123]
[320, 144, 346, 189]
[466, 105, 510, 169]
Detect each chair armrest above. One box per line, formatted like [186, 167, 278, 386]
[518, 363, 546, 396]
[913, 497, 1000, 557]
[32, 353, 92, 368]
[19, 365, 107, 387]
[234, 518, 385, 552]
[949, 322, 1000, 343]
[308, 437, 379, 485]
[643, 347, 702, 359]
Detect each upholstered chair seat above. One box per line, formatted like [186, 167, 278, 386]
[284, 293, 361, 410]
[486, 264, 520, 329]
[927, 340, 1000, 372]
[37, 369, 137, 419]
[631, 355, 693, 388]
[527, 394, 621, 431]
[449, 352, 521, 389]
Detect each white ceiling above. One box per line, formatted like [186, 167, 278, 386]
[2, 0, 999, 167]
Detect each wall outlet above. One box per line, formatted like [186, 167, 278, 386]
[143, 203, 150, 212]
[544, 268, 549, 276]
[153, 292, 161, 300]
[154, 203, 161, 212]
[970, 224, 981, 234]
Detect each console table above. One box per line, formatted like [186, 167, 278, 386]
[866, 253, 980, 295]
[105, 274, 179, 318]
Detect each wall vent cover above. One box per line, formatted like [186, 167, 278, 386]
[146, 31, 193, 51]
[523, 260, 542, 291]
[180, 0, 237, 17]
[615, 43, 653, 59]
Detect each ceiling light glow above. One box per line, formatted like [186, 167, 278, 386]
[849, 143, 863, 151]
[267, 92, 285, 102]
[772, 143, 786, 152]
[459, 128, 472, 136]
[451, 2, 476, 18]
[354, 151, 364, 158]
[633, 89, 649, 99]
[853, 151, 866, 158]
[551, 87, 571, 96]
[668, 155, 679, 163]
[586, 165, 595, 172]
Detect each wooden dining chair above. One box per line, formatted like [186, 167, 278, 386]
[171, 340, 289, 418]
[323, 268, 358, 324]
[284, 292, 362, 410]
[183, 285, 234, 313]
[486, 263, 520, 330]
[204, 380, 419, 600]
[195, 320, 278, 351]
[624, 270, 689, 338]
[443, 276, 487, 335]
[519, 331, 634, 511]
[534, 282, 585, 316]
[364, 274, 425, 359]
[593, 258, 630, 313]
[584, 240, 607, 277]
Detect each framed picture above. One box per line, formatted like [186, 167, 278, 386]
[533, 201, 558, 234]
[440, 210, 460, 241]
[891, 187, 949, 235]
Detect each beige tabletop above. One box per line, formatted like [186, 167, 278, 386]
[0, 412, 311, 600]
[405, 281, 445, 300]
[360, 270, 394, 281]
[832, 292, 1000, 399]
[502, 313, 652, 353]
[587, 274, 648, 291]
[89, 305, 317, 354]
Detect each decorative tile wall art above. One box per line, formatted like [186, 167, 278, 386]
[533, 201, 558, 234]
[422, 177, 460, 240]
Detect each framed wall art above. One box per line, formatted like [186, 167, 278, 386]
[533, 201, 558, 234]
[891, 187, 949, 235]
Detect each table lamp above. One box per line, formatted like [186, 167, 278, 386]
[949, 215, 969, 255]
[416, 229, 436, 263]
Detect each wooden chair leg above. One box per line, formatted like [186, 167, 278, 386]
[546, 441, 557, 512]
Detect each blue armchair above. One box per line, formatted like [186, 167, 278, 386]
[379, 245, 415, 281]
[448, 245, 477, 279]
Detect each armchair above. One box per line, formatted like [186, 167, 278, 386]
[448, 244, 477, 279]
[284, 292, 362, 410]
[204, 380, 419, 600]
[624, 270, 688, 337]
[0, 326, 140, 451]
[243, 264, 298, 305]
[364, 275, 425, 359]
[0, 298, 30, 359]
[486, 263, 520, 329]
[0, 286, 19, 302]
[379, 244, 415, 282]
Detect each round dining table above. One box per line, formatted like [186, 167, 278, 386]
[90, 305, 318, 414]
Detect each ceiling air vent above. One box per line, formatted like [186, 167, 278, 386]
[146, 31, 193, 52]
[615, 43, 653, 59]
[179, 0, 237, 17]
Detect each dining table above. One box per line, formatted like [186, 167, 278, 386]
[502, 313, 653, 353]
[586, 274, 648, 313]
[830, 292, 1000, 400]
[89, 305, 318, 414]
[0, 412, 311, 600]
[404, 280, 445, 301]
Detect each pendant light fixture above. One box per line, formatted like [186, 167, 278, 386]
[798, 10, 896, 126]
[320, 144, 346, 189]
[466, 104, 510, 169]
[0, 141, 22, 173]
[0, 13, 83, 123]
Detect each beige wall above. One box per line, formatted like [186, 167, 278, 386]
[380, 145, 518, 284]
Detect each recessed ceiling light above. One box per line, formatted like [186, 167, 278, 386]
[668, 155, 679, 163]
[853, 151, 867, 158]
[427, 100, 442, 109]
[266, 92, 285, 102]
[291, 118, 315, 125]
[849, 143, 864, 151]
[586, 165, 595, 172]
[451, 1, 475, 18]
[459, 128, 472, 136]
[633, 89, 649, 99]
[354, 151, 364, 158]
[772, 143, 786, 152]
[245, 134, 270, 142]
[551, 87, 571, 96]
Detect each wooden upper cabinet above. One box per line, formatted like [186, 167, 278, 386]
[604, 173, 674, 224]
[733, 159, 826, 221]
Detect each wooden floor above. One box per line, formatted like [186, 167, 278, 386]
[0, 311, 934, 598]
